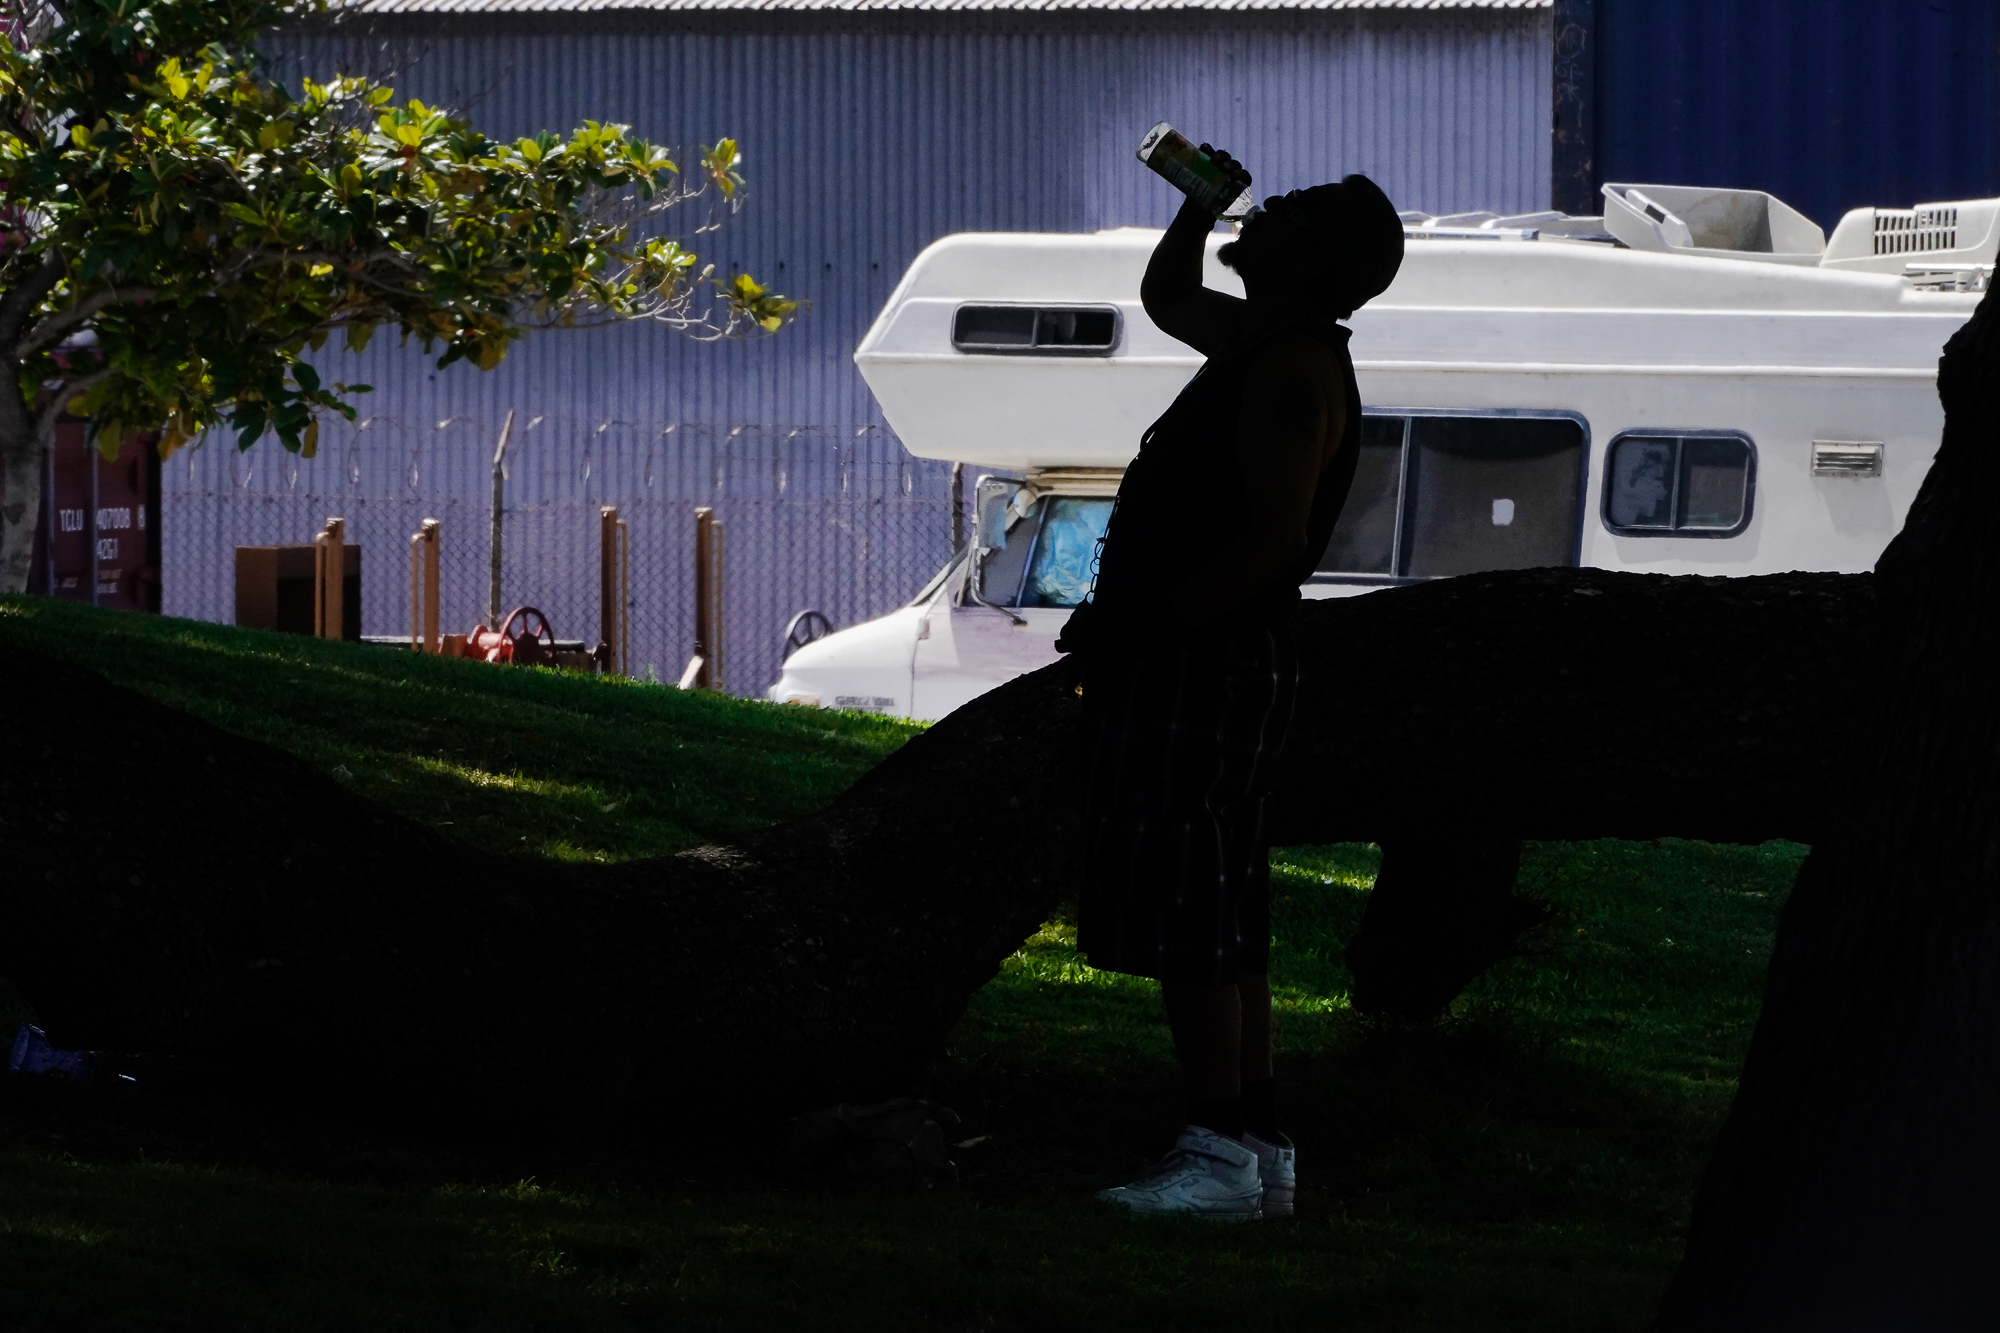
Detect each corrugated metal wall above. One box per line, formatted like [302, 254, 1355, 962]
[1594, 0, 2000, 231]
[271, 10, 1552, 432]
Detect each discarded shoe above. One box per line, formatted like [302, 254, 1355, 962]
[7, 1024, 92, 1078]
[1096, 1126, 1263, 1222]
[1241, 1130, 1296, 1218]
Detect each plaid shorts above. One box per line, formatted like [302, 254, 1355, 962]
[1075, 621, 1300, 985]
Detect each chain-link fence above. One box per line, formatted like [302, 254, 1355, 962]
[161, 415, 965, 698]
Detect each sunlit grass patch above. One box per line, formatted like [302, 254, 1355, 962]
[0, 596, 917, 862]
[999, 917, 1149, 991]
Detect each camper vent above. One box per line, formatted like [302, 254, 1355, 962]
[1811, 440, 1884, 478]
[1874, 207, 1958, 256]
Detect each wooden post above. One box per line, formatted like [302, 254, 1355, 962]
[710, 515, 723, 691]
[691, 506, 713, 689]
[619, 512, 630, 678]
[488, 410, 515, 630]
[682, 506, 724, 691]
[313, 516, 345, 641]
[598, 505, 628, 677]
[409, 519, 440, 652]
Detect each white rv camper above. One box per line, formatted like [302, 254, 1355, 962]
[771, 186, 1997, 720]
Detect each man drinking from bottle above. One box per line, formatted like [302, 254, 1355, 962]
[1057, 147, 1404, 1221]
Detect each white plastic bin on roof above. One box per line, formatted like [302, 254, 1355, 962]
[1602, 183, 1826, 266]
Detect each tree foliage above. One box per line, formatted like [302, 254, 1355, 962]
[0, 0, 794, 588]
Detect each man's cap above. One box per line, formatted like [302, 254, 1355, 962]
[1280, 174, 1405, 315]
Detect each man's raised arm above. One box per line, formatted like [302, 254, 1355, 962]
[1140, 147, 1252, 358]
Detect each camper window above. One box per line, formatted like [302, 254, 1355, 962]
[953, 305, 1120, 355]
[1604, 433, 1755, 537]
[1316, 412, 1588, 581]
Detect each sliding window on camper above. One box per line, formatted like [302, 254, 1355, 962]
[1316, 411, 1590, 582]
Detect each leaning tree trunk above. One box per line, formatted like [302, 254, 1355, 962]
[0, 565, 1870, 1138]
[0, 374, 44, 595]
[1346, 837, 1542, 1020]
[1653, 291, 2000, 1326]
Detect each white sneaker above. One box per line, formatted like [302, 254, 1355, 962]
[1241, 1130, 1296, 1218]
[1095, 1126, 1263, 1222]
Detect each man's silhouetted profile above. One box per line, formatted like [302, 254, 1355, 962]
[1058, 153, 1404, 1220]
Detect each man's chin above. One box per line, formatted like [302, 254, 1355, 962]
[1216, 240, 1241, 270]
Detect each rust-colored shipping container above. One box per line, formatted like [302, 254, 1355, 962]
[27, 420, 161, 611]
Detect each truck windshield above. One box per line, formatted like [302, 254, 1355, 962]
[975, 495, 1114, 608]
[1023, 497, 1114, 606]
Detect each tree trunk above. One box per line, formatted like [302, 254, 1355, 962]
[0, 375, 44, 595]
[1347, 837, 1543, 1020]
[1652, 292, 2000, 1327]
[0, 565, 1871, 1136]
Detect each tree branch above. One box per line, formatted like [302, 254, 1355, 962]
[33, 366, 115, 445]
[0, 252, 68, 355]
[16, 286, 159, 359]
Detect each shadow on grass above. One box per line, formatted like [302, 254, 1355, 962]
[0, 599, 1806, 1330]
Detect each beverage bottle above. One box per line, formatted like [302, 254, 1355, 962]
[1136, 123, 1256, 220]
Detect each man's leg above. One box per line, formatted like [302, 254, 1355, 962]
[1162, 980, 1244, 1139]
[1236, 969, 1282, 1144]
[1237, 970, 1272, 1083]
[1098, 978, 1263, 1219]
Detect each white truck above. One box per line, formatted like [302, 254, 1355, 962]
[771, 185, 1996, 720]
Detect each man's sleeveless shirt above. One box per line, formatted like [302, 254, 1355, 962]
[1063, 319, 1363, 652]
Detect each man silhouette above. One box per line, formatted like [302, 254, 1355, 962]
[1059, 151, 1405, 1220]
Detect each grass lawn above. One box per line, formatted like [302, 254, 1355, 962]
[0, 598, 1800, 1331]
